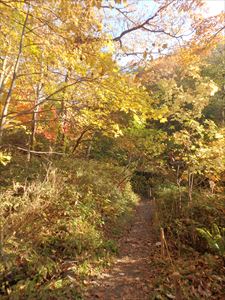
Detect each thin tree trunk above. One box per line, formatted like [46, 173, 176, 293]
[188, 171, 194, 204]
[54, 72, 68, 152]
[86, 131, 96, 159]
[0, 55, 14, 97]
[222, 105, 225, 127]
[27, 82, 43, 161]
[0, 55, 9, 93]
[176, 165, 182, 210]
[0, 6, 30, 143]
[222, 88, 225, 127]
[59, 73, 68, 151]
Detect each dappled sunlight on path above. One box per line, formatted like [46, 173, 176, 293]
[86, 200, 159, 300]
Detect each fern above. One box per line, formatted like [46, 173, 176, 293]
[196, 224, 225, 256]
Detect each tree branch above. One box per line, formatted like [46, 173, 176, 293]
[113, 0, 176, 43]
[16, 146, 64, 156]
[72, 128, 92, 153]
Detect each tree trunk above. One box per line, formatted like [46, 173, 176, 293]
[188, 171, 194, 204]
[0, 55, 9, 93]
[27, 82, 43, 161]
[0, 6, 29, 143]
[86, 131, 96, 159]
[55, 72, 68, 152]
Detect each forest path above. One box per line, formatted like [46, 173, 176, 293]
[86, 199, 158, 300]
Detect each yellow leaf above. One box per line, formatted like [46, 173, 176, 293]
[160, 118, 167, 123]
[215, 133, 224, 139]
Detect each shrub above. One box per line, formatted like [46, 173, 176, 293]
[197, 224, 225, 257]
[0, 156, 138, 298]
[155, 183, 225, 253]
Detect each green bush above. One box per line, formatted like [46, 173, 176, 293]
[155, 183, 225, 253]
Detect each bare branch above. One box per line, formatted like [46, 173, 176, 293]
[72, 128, 92, 153]
[113, 0, 176, 43]
[16, 146, 64, 155]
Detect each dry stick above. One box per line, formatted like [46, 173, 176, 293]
[160, 227, 166, 257]
[117, 174, 132, 188]
[16, 146, 64, 156]
[160, 227, 174, 268]
[160, 227, 183, 300]
[161, 228, 175, 269]
[149, 186, 152, 200]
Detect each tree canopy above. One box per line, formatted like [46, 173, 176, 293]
[0, 1, 224, 298]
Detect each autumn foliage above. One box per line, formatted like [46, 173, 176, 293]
[0, 0, 224, 298]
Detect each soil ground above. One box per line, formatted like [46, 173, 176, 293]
[86, 199, 159, 300]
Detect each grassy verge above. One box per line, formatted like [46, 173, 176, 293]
[0, 155, 138, 299]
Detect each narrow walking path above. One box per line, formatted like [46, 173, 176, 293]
[86, 199, 158, 300]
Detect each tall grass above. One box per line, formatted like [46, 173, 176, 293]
[0, 157, 138, 299]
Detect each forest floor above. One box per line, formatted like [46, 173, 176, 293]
[86, 199, 160, 300]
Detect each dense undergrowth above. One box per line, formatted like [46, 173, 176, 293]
[0, 154, 138, 299]
[151, 180, 225, 299]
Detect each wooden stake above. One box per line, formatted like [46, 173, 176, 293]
[160, 227, 165, 257]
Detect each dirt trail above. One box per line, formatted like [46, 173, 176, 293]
[86, 199, 158, 300]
